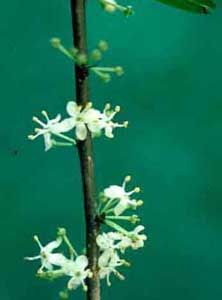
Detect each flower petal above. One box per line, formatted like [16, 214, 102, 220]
[114, 201, 127, 216]
[105, 125, 114, 138]
[87, 121, 102, 134]
[66, 101, 80, 117]
[48, 253, 67, 266]
[67, 277, 81, 290]
[75, 255, 88, 269]
[44, 133, 53, 151]
[51, 118, 76, 133]
[44, 237, 62, 253]
[104, 186, 125, 199]
[134, 225, 145, 234]
[51, 114, 61, 124]
[76, 123, 87, 141]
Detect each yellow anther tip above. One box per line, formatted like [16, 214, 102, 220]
[134, 187, 140, 193]
[137, 200, 144, 206]
[115, 105, 121, 112]
[124, 121, 129, 128]
[125, 175, 131, 182]
[50, 38, 61, 48]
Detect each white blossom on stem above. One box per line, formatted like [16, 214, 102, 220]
[98, 104, 128, 139]
[28, 111, 74, 151]
[65, 101, 101, 141]
[25, 236, 66, 272]
[96, 232, 123, 251]
[104, 176, 143, 215]
[63, 255, 92, 291]
[98, 250, 126, 286]
[117, 225, 147, 252]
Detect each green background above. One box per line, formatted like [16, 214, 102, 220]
[1, 1, 222, 300]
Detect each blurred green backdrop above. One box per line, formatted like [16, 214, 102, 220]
[1, 1, 222, 300]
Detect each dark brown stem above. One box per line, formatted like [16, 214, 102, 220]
[70, 1, 100, 300]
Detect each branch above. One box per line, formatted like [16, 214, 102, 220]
[70, 1, 100, 300]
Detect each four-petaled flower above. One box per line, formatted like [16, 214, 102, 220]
[25, 236, 66, 272]
[98, 250, 126, 286]
[96, 232, 122, 251]
[63, 101, 101, 141]
[99, 104, 128, 138]
[28, 111, 73, 151]
[63, 255, 92, 291]
[104, 175, 142, 215]
[117, 225, 147, 252]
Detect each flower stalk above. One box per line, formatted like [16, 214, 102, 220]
[70, 1, 100, 300]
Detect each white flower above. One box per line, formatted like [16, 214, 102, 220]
[104, 176, 142, 215]
[25, 236, 66, 272]
[65, 101, 101, 141]
[118, 226, 147, 251]
[98, 250, 126, 286]
[63, 255, 92, 291]
[99, 104, 128, 138]
[28, 111, 73, 151]
[96, 232, 122, 251]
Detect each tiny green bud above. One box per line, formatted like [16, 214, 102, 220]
[59, 290, 69, 299]
[115, 66, 124, 76]
[69, 47, 79, 58]
[76, 53, 87, 65]
[50, 38, 61, 48]
[99, 192, 107, 203]
[98, 40, 109, 52]
[101, 73, 111, 83]
[57, 227, 66, 236]
[129, 215, 140, 224]
[91, 49, 102, 61]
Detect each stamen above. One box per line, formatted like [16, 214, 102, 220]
[41, 110, 49, 121]
[125, 175, 131, 182]
[82, 283, 88, 292]
[33, 235, 43, 249]
[134, 187, 140, 193]
[104, 103, 111, 111]
[136, 200, 143, 206]
[34, 128, 42, 133]
[123, 121, 129, 128]
[115, 105, 120, 112]
[28, 135, 35, 140]
[32, 116, 45, 127]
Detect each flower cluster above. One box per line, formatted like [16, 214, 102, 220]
[25, 229, 92, 293]
[28, 101, 128, 151]
[26, 176, 147, 291]
[96, 176, 147, 285]
[51, 38, 124, 82]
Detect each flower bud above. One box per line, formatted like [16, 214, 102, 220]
[91, 49, 102, 61]
[50, 38, 61, 48]
[115, 66, 124, 76]
[76, 53, 87, 65]
[98, 40, 109, 51]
